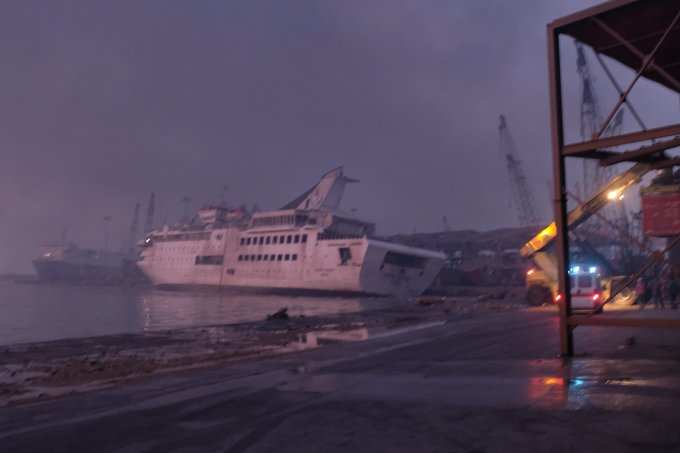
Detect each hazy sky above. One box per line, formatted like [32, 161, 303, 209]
[1, 0, 678, 272]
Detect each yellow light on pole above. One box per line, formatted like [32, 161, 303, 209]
[606, 188, 623, 201]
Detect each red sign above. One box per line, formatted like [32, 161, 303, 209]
[642, 192, 680, 237]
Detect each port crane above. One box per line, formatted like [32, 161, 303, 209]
[442, 215, 452, 232]
[498, 115, 538, 227]
[520, 42, 663, 305]
[521, 161, 652, 304]
[144, 192, 155, 234]
[575, 41, 632, 239]
[127, 202, 140, 256]
[576, 42, 623, 194]
[180, 196, 192, 223]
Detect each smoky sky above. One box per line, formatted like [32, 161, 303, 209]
[1, 0, 678, 272]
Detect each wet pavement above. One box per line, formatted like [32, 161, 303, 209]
[2, 309, 680, 452]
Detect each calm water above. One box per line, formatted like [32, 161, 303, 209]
[0, 282, 399, 345]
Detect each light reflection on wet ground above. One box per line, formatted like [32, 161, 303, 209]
[277, 357, 680, 412]
[3, 286, 680, 416]
[4, 310, 680, 451]
[273, 320, 680, 413]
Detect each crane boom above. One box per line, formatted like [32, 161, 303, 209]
[520, 162, 651, 258]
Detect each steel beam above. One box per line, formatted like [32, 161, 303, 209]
[549, 0, 637, 31]
[592, 16, 680, 94]
[597, 24, 680, 57]
[548, 26, 573, 357]
[567, 191, 649, 253]
[576, 150, 620, 161]
[594, 9, 680, 138]
[650, 157, 680, 170]
[599, 136, 680, 166]
[582, 236, 680, 317]
[593, 51, 648, 131]
[562, 123, 680, 156]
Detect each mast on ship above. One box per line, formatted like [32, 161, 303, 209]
[127, 202, 141, 256]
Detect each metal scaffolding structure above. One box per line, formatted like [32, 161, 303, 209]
[547, 0, 680, 356]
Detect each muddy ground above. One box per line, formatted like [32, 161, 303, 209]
[0, 292, 527, 406]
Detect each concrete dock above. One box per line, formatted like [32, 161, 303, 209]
[2, 309, 680, 452]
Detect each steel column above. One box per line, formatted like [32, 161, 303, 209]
[547, 27, 573, 357]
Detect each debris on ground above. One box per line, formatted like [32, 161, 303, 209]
[490, 290, 507, 300]
[267, 307, 289, 321]
[0, 289, 529, 407]
[417, 296, 446, 306]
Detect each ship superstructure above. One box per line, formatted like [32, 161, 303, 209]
[138, 168, 445, 297]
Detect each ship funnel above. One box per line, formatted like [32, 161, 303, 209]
[281, 167, 358, 211]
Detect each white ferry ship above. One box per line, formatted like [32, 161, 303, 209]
[138, 168, 445, 297]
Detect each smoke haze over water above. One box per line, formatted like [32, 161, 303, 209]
[1, 0, 677, 273]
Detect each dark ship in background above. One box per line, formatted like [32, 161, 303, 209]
[31, 196, 155, 286]
[32, 243, 144, 285]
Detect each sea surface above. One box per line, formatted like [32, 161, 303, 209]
[0, 282, 398, 345]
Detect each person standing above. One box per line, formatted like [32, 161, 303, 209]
[636, 277, 647, 311]
[670, 273, 679, 310]
[654, 278, 666, 310]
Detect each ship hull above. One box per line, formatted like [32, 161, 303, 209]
[138, 167, 446, 297]
[33, 260, 124, 284]
[153, 283, 384, 298]
[33, 259, 147, 285]
[138, 232, 445, 297]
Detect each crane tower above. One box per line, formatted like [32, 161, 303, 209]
[575, 41, 628, 236]
[575, 41, 624, 196]
[498, 114, 538, 227]
[144, 192, 155, 234]
[127, 202, 141, 256]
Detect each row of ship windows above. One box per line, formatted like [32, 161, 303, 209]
[241, 234, 307, 246]
[251, 214, 303, 226]
[238, 254, 298, 262]
[152, 257, 192, 263]
[157, 247, 197, 253]
[152, 232, 211, 242]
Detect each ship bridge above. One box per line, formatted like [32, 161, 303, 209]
[249, 209, 315, 230]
